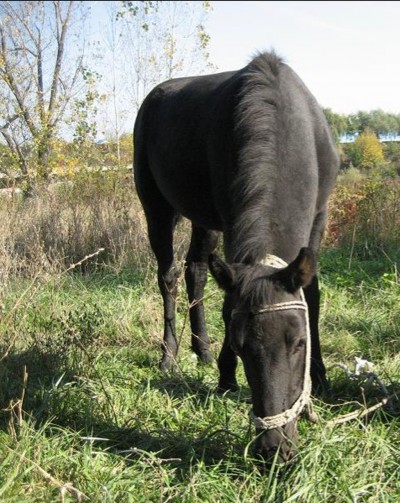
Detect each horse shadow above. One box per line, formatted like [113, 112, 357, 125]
[317, 368, 400, 423]
[0, 346, 253, 475]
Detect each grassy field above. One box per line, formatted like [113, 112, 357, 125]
[0, 178, 399, 502]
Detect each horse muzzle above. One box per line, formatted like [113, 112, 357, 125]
[253, 422, 298, 466]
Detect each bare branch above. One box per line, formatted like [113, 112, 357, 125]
[0, 20, 38, 137]
[0, 114, 20, 131]
[326, 396, 391, 428]
[48, 1, 74, 119]
[50, 54, 83, 129]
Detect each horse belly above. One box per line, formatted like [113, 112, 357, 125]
[149, 155, 223, 231]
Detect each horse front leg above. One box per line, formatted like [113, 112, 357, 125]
[217, 299, 239, 392]
[185, 226, 219, 364]
[304, 274, 331, 395]
[185, 261, 213, 363]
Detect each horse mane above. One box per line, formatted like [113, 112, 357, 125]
[230, 50, 284, 264]
[235, 263, 277, 309]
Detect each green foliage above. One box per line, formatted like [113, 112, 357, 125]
[323, 108, 349, 144]
[71, 68, 102, 153]
[118, 0, 159, 19]
[346, 129, 385, 170]
[98, 134, 134, 169]
[348, 109, 400, 137]
[0, 144, 20, 180]
[383, 141, 400, 175]
[336, 165, 367, 188]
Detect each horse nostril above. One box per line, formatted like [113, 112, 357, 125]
[254, 446, 292, 466]
[258, 442, 297, 466]
[254, 426, 298, 467]
[277, 449, 294, 464]
[284, 448, 296, 463]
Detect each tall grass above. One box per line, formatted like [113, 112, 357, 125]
[0, 173, 399, 501]
[0, 171, 161, 283]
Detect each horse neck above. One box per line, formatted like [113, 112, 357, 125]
[223, 197, 282, 265]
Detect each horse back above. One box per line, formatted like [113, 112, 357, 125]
[134, 70, 239, 229]
[134, 53, 339, 259]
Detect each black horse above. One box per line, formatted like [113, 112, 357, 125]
[134, 51, 339, 464]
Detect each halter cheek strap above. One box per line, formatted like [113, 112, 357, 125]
[250, 254, 312, 430]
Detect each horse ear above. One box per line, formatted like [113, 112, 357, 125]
[272, 247, 316, 293]
[208, 254, 236, 291]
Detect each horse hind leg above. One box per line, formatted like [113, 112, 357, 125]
[147, 211, 180, 371]
[185, 225, 219, 364]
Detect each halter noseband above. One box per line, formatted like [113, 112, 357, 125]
[245, 254, 312, 430]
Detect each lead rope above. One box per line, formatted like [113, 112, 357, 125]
[250, 255, 317, 430]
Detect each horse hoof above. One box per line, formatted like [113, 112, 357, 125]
[217, 381, 239, 393]
[159, 357, 177, 372]
[198, 351, 214, 365]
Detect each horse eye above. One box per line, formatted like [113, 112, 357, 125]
[295, 338, 306, 350]
[286, 331, 306, 350]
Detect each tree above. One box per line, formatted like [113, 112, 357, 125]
[0, 1, 90, 188]
[323, 108, 349, 144]
[96, 1, 214, 129]
[95, 1, 130, 166]
[347, 129, 385, 170]
[347, 110, 400, 138]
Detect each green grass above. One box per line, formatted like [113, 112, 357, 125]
[0, 248, 399, 502]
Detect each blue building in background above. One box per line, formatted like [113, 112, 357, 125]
[340, 133, 400, 144]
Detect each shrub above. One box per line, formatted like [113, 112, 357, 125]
[325, 178, 400, 257]
[346, 130, 384, 170]
[336, 166, 366, 188]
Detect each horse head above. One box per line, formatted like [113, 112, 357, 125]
[209, 247, 316, 464]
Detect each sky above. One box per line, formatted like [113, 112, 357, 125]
[205, 1, 400, 115]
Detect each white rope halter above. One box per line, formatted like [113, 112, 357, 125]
[250, 254, 313, 430]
